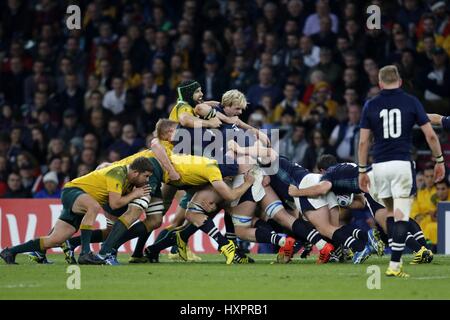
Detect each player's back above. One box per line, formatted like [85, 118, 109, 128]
[112, 141, 173, 167]
[321, 163, 360, 195]
[113, 149, 155, 166]
[169, 154, 223, 187]
[64, 165, 132, 205]
[269, 156, 310, 201]
[361, 88, 429, 163]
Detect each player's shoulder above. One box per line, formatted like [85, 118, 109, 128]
[365, 89, 421, 110]
[331, 162, 357, 170]
[160, 140, 174, 152]
[323, 163, 351, 177]
[104, 164, 128, 179]
[398, 90, 422, 105]
[364, 93, 382, 106]
[279, 156, 302, 170]
[214, 104, 225, 113]
[342, 162, 357, 168]
[169, 101, 192, 114]
[176, 101, 193, 110]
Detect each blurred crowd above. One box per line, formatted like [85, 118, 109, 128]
[0, 0, 449, 231]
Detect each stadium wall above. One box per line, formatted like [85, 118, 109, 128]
[438, 202, 450, 254]
[0, 199, 257, 254]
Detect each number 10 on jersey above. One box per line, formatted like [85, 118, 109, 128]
[380, 108, 401, 138]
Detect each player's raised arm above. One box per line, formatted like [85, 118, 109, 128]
[203, 100, 220, 106]
[150, 138, 180, 181]
[179, 112, 222, 128]
[236, 121, 271, 147]
[227, 140, 277, 163]
[197, 90, 271, 146]
[195, 102, 241, 126]
[193, 103, 231, 128]
[420, 122, 446, 182]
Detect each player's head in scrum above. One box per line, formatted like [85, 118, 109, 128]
[154, 119, 178, 142]
[220, 89, 248, 117]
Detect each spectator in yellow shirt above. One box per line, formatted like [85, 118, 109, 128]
[427, 179, 450, 247]
[270, 82, 307, 123]
[410, 164, 436, 235]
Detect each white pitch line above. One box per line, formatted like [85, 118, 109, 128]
[412, 276, 450, 280]
[0, 283, 41, 289]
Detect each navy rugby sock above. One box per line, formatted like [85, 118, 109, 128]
[391, 221, 408, 262]
[409, 218, 427, 247]
[198, 218, 228, 248]
[10, 239, 42, 255]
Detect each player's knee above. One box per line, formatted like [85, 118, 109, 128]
[186, 201, 208, 215]
[264, 200, 284, 220]
[149, 215, 163, 229]
[314, 224, 329, 238]
[129, 196, 151, 213]
[145, 201, 164, 217]
[231, 214, 253, 227]
[47, 235, 64, 248]
[186, 214, 206, 227]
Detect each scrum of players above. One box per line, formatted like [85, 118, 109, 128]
[0, 78, 437, 276]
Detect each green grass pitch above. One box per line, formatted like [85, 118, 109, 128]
[1, 253, 450, 299]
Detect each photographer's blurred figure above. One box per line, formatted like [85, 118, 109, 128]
[303, 104, 337, 137]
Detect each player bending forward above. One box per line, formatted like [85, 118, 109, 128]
[0, 157, 153, 265]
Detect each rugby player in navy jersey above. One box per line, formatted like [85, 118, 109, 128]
[358, 65, 445, 277]
[263, 156, 372, 261]
[290, 154, 434, 264]
[288, 155, 383, 264]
